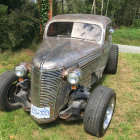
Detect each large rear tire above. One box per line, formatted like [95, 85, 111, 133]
[105, 45, 119, 74]
[83, 86, 116, 137]
[0, 71, 21, 111]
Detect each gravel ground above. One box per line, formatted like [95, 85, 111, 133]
[117, 44, 140, 54]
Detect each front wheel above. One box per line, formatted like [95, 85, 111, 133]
[83, 86, 116, 137]
[0, 71, 21, 111]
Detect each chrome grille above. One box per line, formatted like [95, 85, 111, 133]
[40, 69, 62, 110]
[31, 67, 41, 107]
[31, 67, 62, 118]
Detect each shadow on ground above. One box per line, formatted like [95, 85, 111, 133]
[38, 119, 83, 130]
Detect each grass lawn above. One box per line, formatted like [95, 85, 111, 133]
[112, 27, 140, 46]
[0, 50, 140, 140]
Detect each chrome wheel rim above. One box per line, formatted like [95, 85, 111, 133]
[103, 98, 115, 130]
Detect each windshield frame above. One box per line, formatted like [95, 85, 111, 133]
[44, 21, 103, 44]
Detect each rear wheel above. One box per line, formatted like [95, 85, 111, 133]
[83, 86, 116, 137]
[0, 71, 21, 111]
[105, 45, 119, 74]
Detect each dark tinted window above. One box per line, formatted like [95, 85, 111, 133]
[47, 22, 73, 37]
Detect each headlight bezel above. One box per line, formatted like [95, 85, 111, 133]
[66, 69, 82, 85]
[15, 65, 27, 77]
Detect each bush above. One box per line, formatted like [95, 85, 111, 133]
[133, 19, 140, 27]
[0, 2, 40, 51]
[0, 4, 8, 17]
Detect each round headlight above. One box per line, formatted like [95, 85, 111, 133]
[67, 72, 80, 85]
[15, 65, 27, 77]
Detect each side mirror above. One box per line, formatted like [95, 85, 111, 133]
[109, 28, 114, 34]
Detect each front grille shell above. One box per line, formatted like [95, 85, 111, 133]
[31, 66, 62, 121]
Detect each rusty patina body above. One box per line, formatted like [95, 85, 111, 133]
[31, 14, 112, 123]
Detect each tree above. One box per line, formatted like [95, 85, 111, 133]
[67, 0, 70, 13]
[0, 0, 21, 11]
[61, 0, 64, 13]
[53, 0, 58, 16]
[101, 0, 104, 15]
[105, 0, 109, 16]
[91, 0, 96, 15]
[0, 1, 40, 50]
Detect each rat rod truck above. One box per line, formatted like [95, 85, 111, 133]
[0, 14, 118, 137]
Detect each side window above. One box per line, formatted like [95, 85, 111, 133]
[105, 23, 112, 41]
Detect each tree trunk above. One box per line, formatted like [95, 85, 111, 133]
[138, 7, 140, 19]
[62, 0, 64, 14]
[48, 0, 53, 20]
[105, 0, 110, 16]
[133, 0, 140, 23]
[38, 0, 42, 34]
[101, 0, 104, 15]
[91, 0, 96, 15]
[67, 0, 70, 13]
[55, 0, 58, 15]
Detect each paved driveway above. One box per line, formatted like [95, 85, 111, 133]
[117, 44, 140, 54]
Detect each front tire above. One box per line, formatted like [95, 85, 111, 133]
[83, 86, 116, 137]
[0, 71, 21, 111]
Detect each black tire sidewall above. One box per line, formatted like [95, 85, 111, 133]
[0, 71, 20, 111]
[105, 45, 119, 74]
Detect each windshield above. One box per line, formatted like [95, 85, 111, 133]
[47, 22, 102, 42]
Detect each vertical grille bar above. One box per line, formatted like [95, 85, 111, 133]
[31, 67, 41, 107]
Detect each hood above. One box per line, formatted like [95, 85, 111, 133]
[32, 38, 100, 70]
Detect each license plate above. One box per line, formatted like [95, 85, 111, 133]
[31, 104, 50, 119]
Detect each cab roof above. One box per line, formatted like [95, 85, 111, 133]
[51, 14, 111, 29]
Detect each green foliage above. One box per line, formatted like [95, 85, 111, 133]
[0, 1, 40, 51]
[40, 0, 50, 30]
[112, 0, 140, 26]
[56, 0, 91, 14]
[0, 4, 8, 17]
[112, 27, 140, 46]
[133, 19, 140, 27]
[55, 0, 140, 27]
[0, 0, 22, 10]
